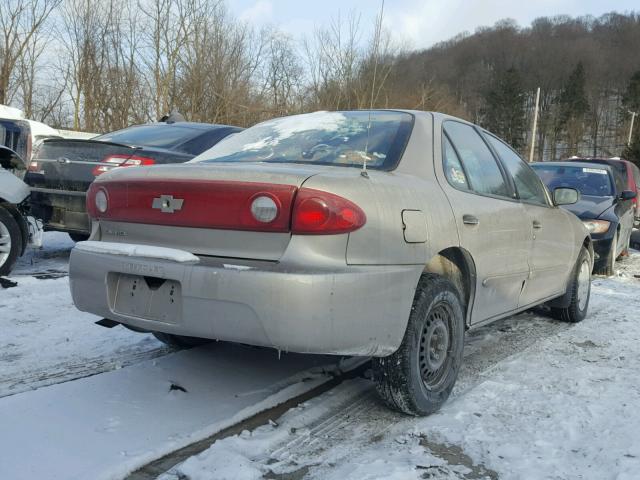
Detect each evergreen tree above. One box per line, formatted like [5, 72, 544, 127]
[621, 71, 640, 165]
[622, 134, 640, 165]
[557, 62, 590, 154]
[622, 71, 640, 113]
[482, 67, 526, 150]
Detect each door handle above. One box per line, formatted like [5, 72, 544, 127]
[533, 220, 542, 229]
[462, 214, 479, 226]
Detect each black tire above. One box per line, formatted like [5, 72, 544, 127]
[152, 331, 211, 348]
[594, 234, 616, 276]
[68, 232, 90, 242]
[373, 274, 465, 416]
[551, 247, 591, 323]
[0, 206, 22, 276]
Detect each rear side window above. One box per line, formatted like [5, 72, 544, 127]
[442, 135, 469, 189]
[443, 122, 510, 198]
[485, 134, 548, 206]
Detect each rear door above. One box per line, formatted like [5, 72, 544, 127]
[484, 134, 574, 305]
[437, 121, 531, 323]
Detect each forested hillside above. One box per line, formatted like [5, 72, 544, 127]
[386, 13, 640, 161]
[1, 1, 639, 162]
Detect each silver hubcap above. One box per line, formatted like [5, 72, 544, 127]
[577, 259, 591, 311]
[0, 220, 11, 268]
[419, 303, 453, 390]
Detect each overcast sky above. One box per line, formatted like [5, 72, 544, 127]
[228, 0, 639, 49]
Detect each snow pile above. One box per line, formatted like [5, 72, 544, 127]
[75, 241, 200, 264]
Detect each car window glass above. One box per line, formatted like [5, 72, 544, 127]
[531, 165, 614, 197]
[443, 122, 510, 197]
[95, 125, 203, 149]
[486, 134, 548, 206]
[442, 135, 469, 189]
[194, 111, 414, 171]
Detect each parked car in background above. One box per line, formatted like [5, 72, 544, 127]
[26, 121, 242, 241]
[69, 110, 593, 416]
[1, 104, 99, 157]
[0, 146, 40, 276]
[568, 157, 640, 227]
[0, 117, 31, 163]
[532, 161, 635, 276]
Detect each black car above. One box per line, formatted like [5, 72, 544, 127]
[532, 161, 636, 276]
[26, 121, 242, 240]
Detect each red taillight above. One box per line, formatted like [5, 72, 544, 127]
[86, 181, 366, 235]
[28, 160, 40, 172]
[86, 180, 297, 232]
[292, 188, 366, 234]
[92, 154, 155, 177]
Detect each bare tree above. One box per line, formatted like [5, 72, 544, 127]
[0, 0, 60, 104]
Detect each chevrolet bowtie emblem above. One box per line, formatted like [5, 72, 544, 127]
[152, 195, 184, 213]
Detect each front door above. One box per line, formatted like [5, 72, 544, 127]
[483, 133, 575, 305]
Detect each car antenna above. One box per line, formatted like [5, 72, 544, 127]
[362, 0, 385, 179]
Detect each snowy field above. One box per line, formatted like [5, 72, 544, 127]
[1, 233, 639, 480]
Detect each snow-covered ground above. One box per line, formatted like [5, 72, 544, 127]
[1, 233, 170, 397]
[0, 234, 352, 480]
[2, 233, 640, 480]
[162, 251, 640, 480]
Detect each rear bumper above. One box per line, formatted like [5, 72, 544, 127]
[69, 245, 422, 356]
[29, 188, 90, 234]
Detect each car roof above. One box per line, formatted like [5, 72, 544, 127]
[531, 161, 614, 172]
[127, 122, 241, 131]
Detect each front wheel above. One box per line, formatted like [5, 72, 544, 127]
[551, 247, 591, 323]
[594, 234, 616, 277]
[373, 274, 465, 416]
[152, 331, 211, 349]
[68, 232, 90, 242]
[0, 206, 22, 276]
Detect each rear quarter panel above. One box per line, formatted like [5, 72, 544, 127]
[299, 112, 458, 266]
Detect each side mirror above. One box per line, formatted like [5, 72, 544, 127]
[620, 190, 637, 201]
[553, 187, 580, 206]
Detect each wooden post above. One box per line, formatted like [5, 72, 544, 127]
[528, 87, 540, 163]
[628, 110, 637, 147]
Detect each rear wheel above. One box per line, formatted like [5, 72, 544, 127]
[68, 232, 90, 242]
[152, 331, 211, 349]
[373, 274, 465, 416]
[551, 247, 591, 323]
[0, 206, 22, 276]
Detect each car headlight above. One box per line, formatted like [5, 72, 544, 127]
[582, 219, 610, 234]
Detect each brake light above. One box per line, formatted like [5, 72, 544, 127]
[28, 161, 41, 172]
[92, 154, 155, 177]
[86, 180, 366, 235]
[292, 188, 366, 234]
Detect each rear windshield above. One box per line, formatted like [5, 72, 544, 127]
[192, 111, 414, 170]
[532, 164, 614, 197]
[95, 124, 203, 150]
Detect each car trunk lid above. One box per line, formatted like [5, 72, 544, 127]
[90, 162, 324, 260]
[27, 138, 146, 191]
